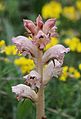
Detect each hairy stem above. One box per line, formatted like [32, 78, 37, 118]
[36, 49, 46, 119]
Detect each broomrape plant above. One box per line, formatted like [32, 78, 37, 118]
[12, 15, 70, 119]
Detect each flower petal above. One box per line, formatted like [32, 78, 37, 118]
[42, 44, 70, 65]
[23, 70, 41, 80]
[33, 30, 49, 49]
[43, 61, 62, 85]
[36, 15, 43, 29]
[12, 84, 38, 102]
[12, 36, 38, 57]
[23, 19, 37, 35]
[23, 70, 41, 90]
[43, 18, 56, 34]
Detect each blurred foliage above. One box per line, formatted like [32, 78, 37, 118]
[0, 0, 81, 119]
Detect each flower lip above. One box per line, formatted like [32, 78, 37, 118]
[23, 70, 41, 90]
[12, 84, 38, 102]
[12, 36, 38, 57]
[42, 44, 70, 65]
[43, 60, 62, 85]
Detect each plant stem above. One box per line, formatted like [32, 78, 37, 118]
[36, 49, 46, 119]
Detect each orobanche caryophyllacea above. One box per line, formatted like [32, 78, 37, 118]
[12, 15, 70, 119]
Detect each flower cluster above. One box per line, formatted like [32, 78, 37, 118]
[60, 66, 80, 81]
[42, 1, 62, 19]
[64, 37, 81, 52]
[63, 6, 78, 21]
[4, 45, 17, 55]
[44, 37, 59, 51]
[11, 15, 70, 102]
[42, 0, 81, 21]
[14, 57, 35, 74]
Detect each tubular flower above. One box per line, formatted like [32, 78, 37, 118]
[23, 15, 57, 49]
[43, 60, 62, 85]
[23, 70, 41, 90]
[12, 84, 38, 102]
[12, 36, 38, 57]
[42, 44, 70, 65]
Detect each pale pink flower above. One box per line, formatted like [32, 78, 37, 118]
[32, 30, 49, 49]
[43, 60, 62, 85]
[42, 44, 70, 65]
[23, 70, 41, 90]
[12, 36, 38, 57]
[23, 15, 57, 49]
[12, 84, 38, 102]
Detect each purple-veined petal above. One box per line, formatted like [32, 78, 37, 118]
[23, 70, 41, 80]
[43, 61, 62, 85]
[23, 19, 37, 35]
[42, 44, 70, 65]
[36, 15, 43, 29]
[12, 36, 38, 57]
[43, 18, 56, 34]
[23, 70, 41, 90]
[12, 84, 38, 102]
[33, 30, 50, 49]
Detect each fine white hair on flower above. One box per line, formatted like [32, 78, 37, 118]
[23, 70, 41, 80]
[42, 44, 70, 65]
[23, 70, 41, 90]
[43, 61, 62, 85]
[12, 36, 38, 57]
[12, 84, 38, 102]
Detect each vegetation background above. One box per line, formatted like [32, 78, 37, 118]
[0, 0, 81, 119]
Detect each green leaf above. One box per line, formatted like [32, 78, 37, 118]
[16, 99, 33, 119]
